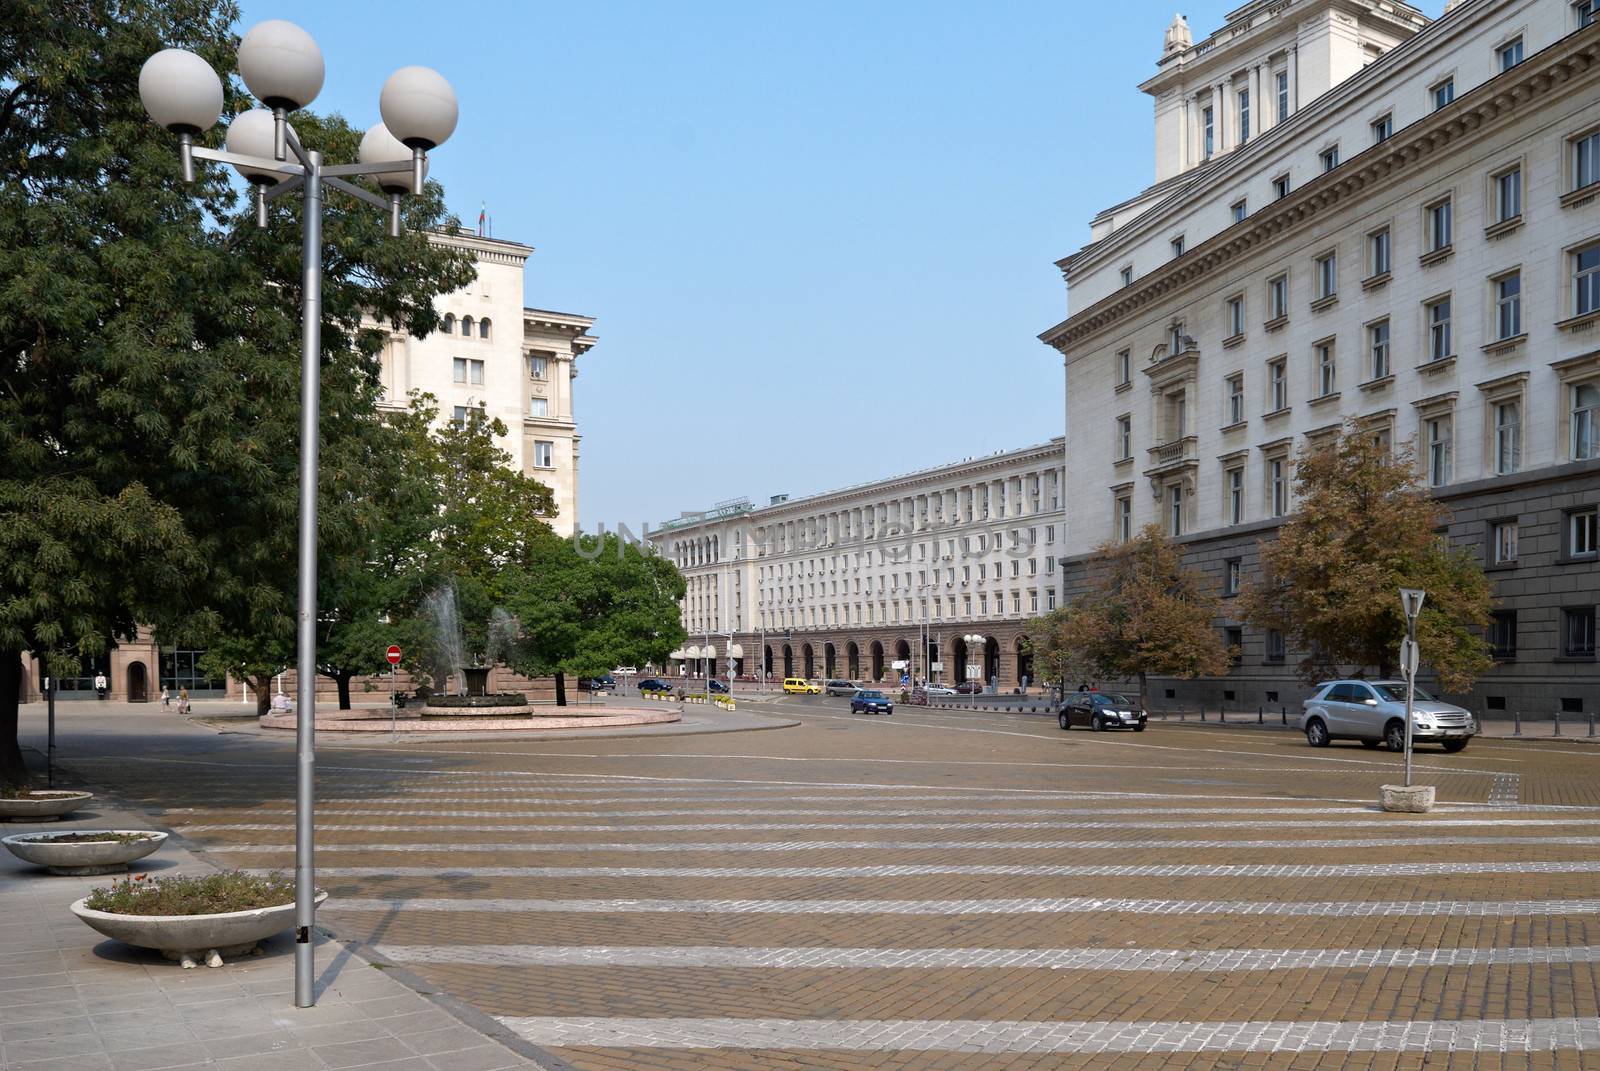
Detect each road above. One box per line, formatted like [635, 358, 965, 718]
[25, 693, 1600, 1069]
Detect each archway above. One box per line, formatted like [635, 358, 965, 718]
[894, 639, 910, 682]
[127, 662, 149, 703]
[1015, 637, 1034, 689]
[870, 641, 884, 682]
[846, 641, 860, 679]
[782, 644, 794, 678]
[764, 645, 774, 681]
[983, 636, 1000, 687]
[824, 643, 836, 678]
[952, 638, 970, 685]
[802, 643, 815, 679]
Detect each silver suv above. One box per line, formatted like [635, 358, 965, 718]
[1300, 679, 1475, 752]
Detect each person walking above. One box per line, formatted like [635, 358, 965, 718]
[94, 671, 108, 700]
[160, 686, 170, 708]
[177, 686, 189, 715]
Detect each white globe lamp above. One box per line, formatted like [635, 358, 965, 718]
[237, 20, 325, 111]
[380, 66, 458, 195]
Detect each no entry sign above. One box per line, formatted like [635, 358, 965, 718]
[386, 645, 402, 665]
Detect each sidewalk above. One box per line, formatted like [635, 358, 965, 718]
[0, 765, 552, 1071]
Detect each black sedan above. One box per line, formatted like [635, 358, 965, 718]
[637, 678, 676, 693]
[851, 689, 893, 716]
[1059, 691, 1147, 732]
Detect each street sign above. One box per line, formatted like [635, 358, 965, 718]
[1399, 638, 1419, 677]
[930, 661, 943, 672]
[966, 663, 981, 679]
[891, 659, 908, 670]
[386, 645, 402, 665]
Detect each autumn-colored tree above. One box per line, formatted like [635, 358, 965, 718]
[1056, 524, 1232, 709]
[1021, 610, 1099, 694]
[1238, 424, 1493, 690]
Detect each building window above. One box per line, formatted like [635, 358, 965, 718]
[1427, 198, 1453, 252]
[1225, 626, 1244, 665]
[1495, 401, 1522, 475]
[1426, 296, 1453, 361]
[1495, 272, 1522, 339]
[453, 357, 484, 385]
[1266, 628, 1286, 662]
[1574, 130, 1600, 192]
[1432, 78, 1455, 111]
[1575, 242, 1600, 317]
[530, 396, 548, 417]
[1168, 321, 1187, 354]
[532, 440, 554, 468]
[1320, 145, 1339, 172]
[1203, 107, 1215, 158]
[441, 313, 456, 334]
[1368, 227, 1391, 277]
[1426, 415, 1453, 486]
[1488, 611, 1517, 657]
[1115, 493, 1132, 542]
[1571, 508, 1599, 557]
[1268, 457, 1288, 517]
[1167, 484, 1183, 537]
[1493, 166, 1522, 223]
[1272, 174, 1291, 200]
[1116, 415, 1132, 460]
[1116, 348, 1131, 386]
[452, 404, 484, 425]
[1226, 373, 1245, 425]
[1120, 265, 1133, 287]
[1498, 37, 1524, 72]
[1238, 88, 1250, 143]
[1314, 251, 1337, 301]
[1582, 0, 1599, 29]
[1368, 319, 1391, 380]
[1564, 608, 1597, 658]
[1371, 113, 1393, 143]
[1267, 274, 1288, 321]
[1491, 520, 1519, 564]
[1315, 340, 1336, 397]
[1030, 591, 1039, 613]
[1171, 235, 1186, 258]
[1226, 295, 1245, 338]
[460, 315, 474, 337]
[1231, 199, 1248, 224]
[1574, 382, 1600, 460]
[1276, 70, 1289, 122]
[1268, 358, 1288, 412]
[479, 317, 492, 339]
[1224, 557, 1242, 595]
[1227, 466, 1244, 525]
[529, 355, 548, 379]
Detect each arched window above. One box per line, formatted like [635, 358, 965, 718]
[442, 313, 455, 334]
[479, 318, 491, 339]
[461, 315, 474, 337]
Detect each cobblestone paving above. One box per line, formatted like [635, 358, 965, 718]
[71, 704, 1600, 1069]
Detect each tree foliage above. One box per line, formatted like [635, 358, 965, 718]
[1021, 610, 1099, 693]
[1238, 425, 1493, 690]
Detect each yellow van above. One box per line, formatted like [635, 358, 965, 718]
[783, 677, 821, 695]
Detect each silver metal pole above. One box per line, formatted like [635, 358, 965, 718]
[294, 151, 323, 1009]
[1403, 614, 1415, 789]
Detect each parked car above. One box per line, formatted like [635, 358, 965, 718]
[955, 681, 983, 695]
[783, 677, 822, 695]
[636, 678, 675, 693]
[612, 666, 637, 676]
[851, 689, 894, 715]
[707, 678, 729, 694]
[922, 684, 956, 697]
[579, 673, 616, 692]
[1058, 691, 1147, 732]
[1300, 679, 1475, 751]
[824, 679, 859, 697]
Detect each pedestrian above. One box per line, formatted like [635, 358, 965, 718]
[160, 686, 170, 708]
[177, 686, 189, 715]
[94, 672, 108, 700]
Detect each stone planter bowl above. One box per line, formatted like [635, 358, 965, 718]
[71, 890, 329, 968]
[1381, 784, 1436, 813]
[3, 830, 167, 876]
[0, 791, 94, 822]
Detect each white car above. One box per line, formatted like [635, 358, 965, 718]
[922, 685, 956, 696]
[1300, 679, 1475, 752]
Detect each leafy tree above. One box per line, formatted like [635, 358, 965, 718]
[1020, 610, 1099, 695]
[1239, 425, 1493, 690]
[1055, 524, 1231, 710]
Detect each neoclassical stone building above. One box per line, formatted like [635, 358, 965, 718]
[1042, 0, 1600, 714]
[654, 441, 1067, 690]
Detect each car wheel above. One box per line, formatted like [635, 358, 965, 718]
[1059, 712, 1071, 731]
[1134, 723, 1146, 732]
[1384, 720, 1406, 752]
[1360, 739, 1381, 749]
[1091, 714, 1105, 732]
[1441, 739, 1469, 753]
[1305, 718, 1329, 748]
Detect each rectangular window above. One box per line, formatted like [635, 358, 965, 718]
[1226, 373, 1245, 425]
[1572, 508, 1599, 556]
[1238, 88, 1250, 143]
[1432, 78, 1455, 110]
[1498, 37, 1524, 72]
[529, 396, 548, 417]
[1427, 198, 1453, 251]
[1225, 627, 1244, 666]
[1116, 416, 1131, 461]
[1232, 199, 1248, 224]
[1268, 358, 1287, 412]
[1495, 401, 1522, 475]
[1495, 272, 1522, 339]
[1369, 227, 1391, 277]
[1371, 113, 1393, 143]
[1574, 382, 1600, 460]
[1030, 591, 1039, 612]
[1492, 520, 1519, 564]
[1575, 243, 1600, 316]
[1369, 320, 1391, 380]
[1583, 0, 1599, 28]
[1171, 236, 1186, 258]
[1226, 296, 1245, 338]
[1276, 70, 1289, 122]
[452, 404, 484, 425]
[1227, 466, 1244, 525]
[1167, 484, 1183, 537]
[1494, 167, 1522, 222]
[1315, 340, 1336, 397]
[1564, 608, 1597, 658]
[1426, 415, 1453, 486]
[1314, 251, 1337, 300]
[1169, 322, 1187, 354]
[1488, 611, 1517, 657]
[1574, 130, 1600, 191]
[532, 440, 554, 468]
[1320, 145, 1339, 172]
[529, 355, 548, 379]
[1268, 457, 1288, 517]
[1427, 297, 1453, 361]
[1266, 628, 1286, 661]
[1203, 107, 1215, 158]
[452, 357, 467, 383]
[1115, 494, 1132, 542]
[1116, 349, 1131, 386]
[1272, 174, 1291, 200]
[1267, 274, 1288, 321]
[468, 359, 483, 385]
[1120, 266, 1133, 287]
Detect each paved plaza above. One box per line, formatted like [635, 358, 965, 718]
[8, 695, 1600, 1069]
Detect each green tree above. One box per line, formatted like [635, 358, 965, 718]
[1055, 524, 1232, 710]
[1239, 425, 1493, 690]
[1021, 610, 1099, 695]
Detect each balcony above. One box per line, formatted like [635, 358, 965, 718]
[1144, 436, 1199, 480]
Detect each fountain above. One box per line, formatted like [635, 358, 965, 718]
[419, 584, 529, 714]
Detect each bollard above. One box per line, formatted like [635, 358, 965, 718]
[1513, 710, 1521, 736]
[1258, 705, 1264, 725]
[1554, 711, 1562, 737]
[1200, 707, 1207, 722]
[1281, 705, 1287, 726]
[1219, 707, 1226, 723]
[1589, 713, 1596, 738]
[1180, 709, 1186, 722]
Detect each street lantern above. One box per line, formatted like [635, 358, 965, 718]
[963, 633, 984, 693]
[1398, 587, 1426, 788]
[139, 21, 457, 1011]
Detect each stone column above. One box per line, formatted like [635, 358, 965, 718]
[1288, 46, 1298, 115]
[1249, 64, 1261, 140]
[1215, 82, 1228, 153]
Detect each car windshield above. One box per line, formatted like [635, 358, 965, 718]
[1372, 683, 1435, 702]
[1093, 693, 1136, 707]
[859, 691, 885, 700]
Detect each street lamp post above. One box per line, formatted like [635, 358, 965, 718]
[963, 633, 984, 698]
[139, 22, 457, 1010]
[1399, 587, 1426, 789]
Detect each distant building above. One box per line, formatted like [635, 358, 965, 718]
[1041, 0, 1600, 713]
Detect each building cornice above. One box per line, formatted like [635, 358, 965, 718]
[1041, 26, 1600, 357]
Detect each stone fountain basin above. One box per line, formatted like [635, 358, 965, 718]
[3, 830, 167, 875]
[71, 890, 328, 963]
[0, 791, 94, 822]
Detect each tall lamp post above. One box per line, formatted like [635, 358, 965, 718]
[139, 21, 458, 1010]
[963, 633, 984, 698]
[1399, 587, 1426, 789]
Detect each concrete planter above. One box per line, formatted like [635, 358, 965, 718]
[3, 830, 167, 875]
[71, 890, 328, 969]
[0, 791, 93, 822]
[1381, 784, 1436, 813]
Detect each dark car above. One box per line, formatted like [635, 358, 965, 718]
[579, 673, 616, 692]
[1059, 691, 1147, 732]
[851, 689, 893, 716]
[707, 678, 729, 694]
[955, 681, 983, 695]
[637, 678, 675, 693]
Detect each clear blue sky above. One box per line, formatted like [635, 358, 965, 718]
[235, 1, 1423, 530]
